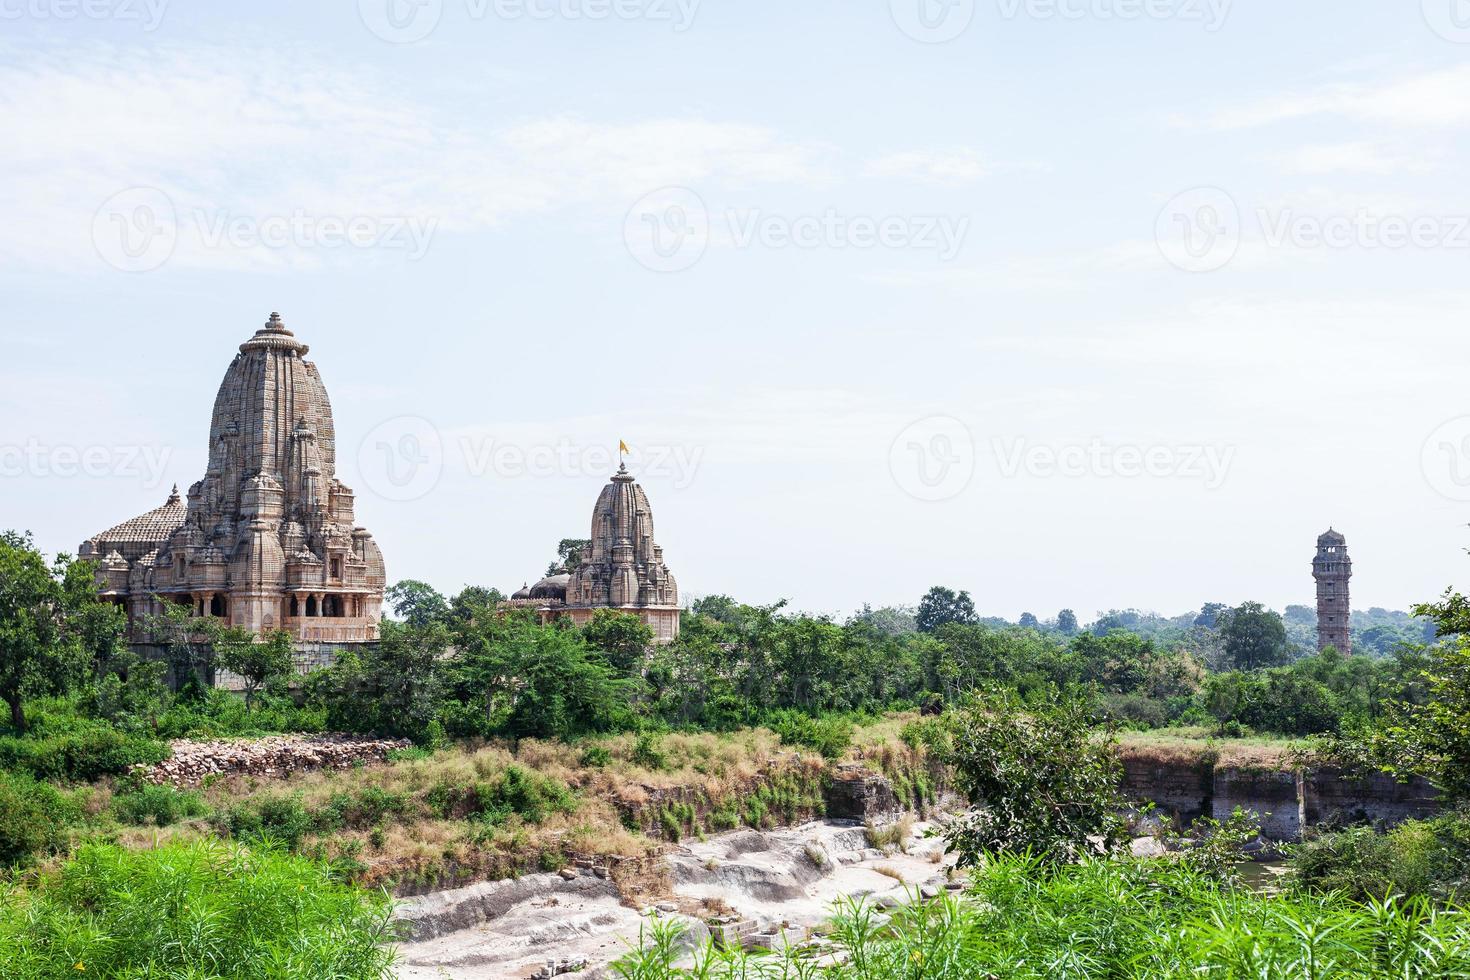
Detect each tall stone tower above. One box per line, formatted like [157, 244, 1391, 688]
[80, 313, 387, 658]
[1312, 528, 1352, 653]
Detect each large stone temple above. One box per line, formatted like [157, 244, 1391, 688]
[507, 462, 681, 641]
[79, 313, 387, 655]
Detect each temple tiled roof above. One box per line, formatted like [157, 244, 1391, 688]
[89, 486, 185, 545]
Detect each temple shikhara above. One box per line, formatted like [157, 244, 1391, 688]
[507, 463, 681, 642]
[79, 314, 387, 654]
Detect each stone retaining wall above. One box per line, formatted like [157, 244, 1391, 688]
[1122, 754, 1441, 841]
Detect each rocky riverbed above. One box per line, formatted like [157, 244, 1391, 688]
[393, 816, 959, 980]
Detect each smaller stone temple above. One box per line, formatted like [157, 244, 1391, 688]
[505, 463, 681, 641]
[1312, 528, 1352, 654]
[79, 313, 387, 661]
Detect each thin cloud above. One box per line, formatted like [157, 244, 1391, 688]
[864, 149, 989, 184]
[1182, 66, 1470, 130]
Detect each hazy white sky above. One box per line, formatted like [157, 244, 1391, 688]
[4, 1, 1470, 621]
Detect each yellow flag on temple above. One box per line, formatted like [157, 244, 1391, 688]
[619, 439, 630, 454]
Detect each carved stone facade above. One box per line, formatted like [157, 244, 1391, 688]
[79, 314, 386, 647]
[506, 464, 681, 642]
[1312, 528, 1352, 654]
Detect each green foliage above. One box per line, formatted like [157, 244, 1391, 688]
[0, 530, 125, 731]
[111, 783, 208, 826]
[766, 710, 853, 760]
[426, 765, 576, 826]
[0, 718, 167, 781]
[0, 839, 396, 979]
[916, 585, 978, 633]
[631, 730, 667, 770]
[581, 609, 654, 673]
[385, 579, 451, 627]
[1219, 600, 1292, 671]
[0, 770, 78, 866]
[215, 627, 295, 713]
[617, 855, 1470, 978]
[1290, 808, 1470, 902]
[940, 686, 1127, 866]
[217, 794, 314, 851]
[308, 618, 447, 741]
[580, 744, 612, 767]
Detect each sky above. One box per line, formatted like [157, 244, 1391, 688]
[3, 0, 1470, 623]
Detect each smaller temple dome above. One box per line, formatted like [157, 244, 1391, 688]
[511, 583, 533, 601]
[528, 573, 570, 602]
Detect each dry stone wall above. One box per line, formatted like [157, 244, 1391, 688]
[132, 734, 411, 787]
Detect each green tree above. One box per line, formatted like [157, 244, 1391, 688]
[1056, 609, 1079, 635]
[216, 628, 294, 714]
[938, 685, 1127, 866]
[309, 618, 447, 739]
[1219, 601, 1291, 671]
[916, 586, 978, 634]
[581, 609, 654, 674]
[0, 531, 121, 731]
[547, 538, 591, 576]
[385, 580, 450, 627]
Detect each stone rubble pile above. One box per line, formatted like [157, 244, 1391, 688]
[132, 734, 412, 787]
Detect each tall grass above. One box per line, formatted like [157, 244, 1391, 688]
[613, 854, 1470, 978]
[0, 839, 396, 979]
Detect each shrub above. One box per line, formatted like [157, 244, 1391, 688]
[112, 785, 208, 827]
[632, 731, 667, 770]
[217, 794, 313, 851]
[1289, 808, 1470, 901]
[0, 725, 167, 781]
[426, 766, 576, 826]
[0, 839, 396, 979]
[767, 711, 853, 761]
[580, 744, 612, 767]
[0, 771, 77, 866]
